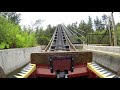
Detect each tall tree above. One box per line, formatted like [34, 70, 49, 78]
[45, 24, 55, 39]
[78, 20, 88, 33]
[32, 19, 44, 30]
[71, 22, 78, 30]
[94, 16, 105, 31]
[0, 12, 21, 24]
[94, 16, 100, 30]
[87, 16, 93, 33]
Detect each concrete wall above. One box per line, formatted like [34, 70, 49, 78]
[0, 46, 41, 74]
[83, 45, 120, 53]
[91, 51, 120, 73]
[83, 45, 120, 74]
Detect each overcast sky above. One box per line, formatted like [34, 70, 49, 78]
[17, 12, 120, 29]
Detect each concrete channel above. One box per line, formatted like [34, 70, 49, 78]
[0, 44, 120, 77]
[1, 44, 120, 77]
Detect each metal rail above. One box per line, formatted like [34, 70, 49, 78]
[46, 24, 77, 51]
[67, 27, 86, 43]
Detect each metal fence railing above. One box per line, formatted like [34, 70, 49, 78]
[86, 34, 110, 45]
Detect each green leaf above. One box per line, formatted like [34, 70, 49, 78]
[0, 42, 6, 49]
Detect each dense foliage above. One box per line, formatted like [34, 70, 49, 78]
[0, 16, 37, 49]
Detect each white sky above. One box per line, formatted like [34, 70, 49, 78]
[17, 12, 120, 30]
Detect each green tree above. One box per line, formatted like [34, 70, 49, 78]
[94, 16, 105, 31]
[16, 31, 37, 48]
[116, 23, 120, 28]
[78, 20, 88, 33]
[45, 24, 55, 39]
[94, 16, 100, 30]
[116, 25, 120, 45]
[87, 16, 93, 33]
[0, 12, 21, 24]
[0, 16, 37, 49]
[33, 19, 44, 30]
[0, 16, 21, 49]
[37, 37, 49, 45]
